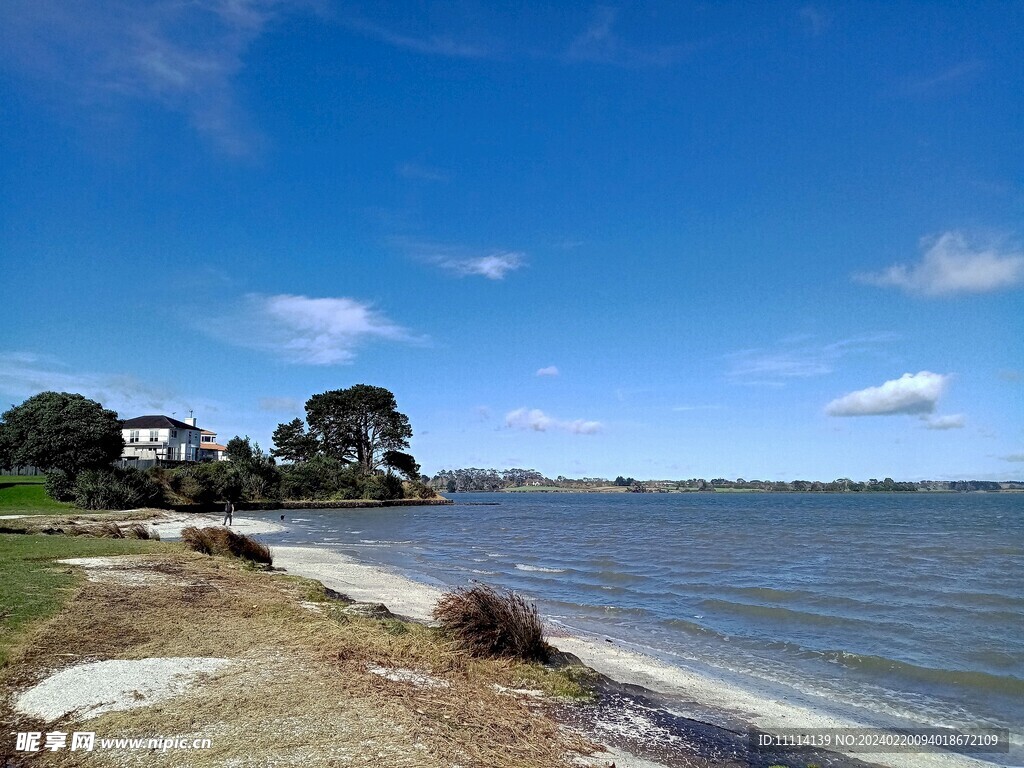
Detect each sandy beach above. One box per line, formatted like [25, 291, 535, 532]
[250, 520, 1003, 768]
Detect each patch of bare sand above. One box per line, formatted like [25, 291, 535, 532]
[15, 657, 233, 722]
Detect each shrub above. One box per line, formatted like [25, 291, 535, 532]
[163, 462, 246, 504]
[44, 469, 76, 502]
[72, 467, 163, 510]
[181, 525, 272, 565]
[363, 472, 404, 501]
[433, 584, 549, 662]
[279, 456, 362, 500]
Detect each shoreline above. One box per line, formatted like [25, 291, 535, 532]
[135, 509, 1011, 768]
[259, 537, 1001, 768]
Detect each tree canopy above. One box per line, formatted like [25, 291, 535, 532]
[299, 384, 413, 474]
[271, 418, 317, 463]
[0, 391, 124, 475]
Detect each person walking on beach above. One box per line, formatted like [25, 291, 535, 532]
[223, 500, 234, 526]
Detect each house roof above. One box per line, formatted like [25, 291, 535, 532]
[201, 430, 216, 436]
[202, 443, 227, 452]
[121, 415, 201, 431]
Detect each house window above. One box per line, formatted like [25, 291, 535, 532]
[149, 430, 159, 442]
[171, 429, 177, 438]
[129, 430, 140, 443]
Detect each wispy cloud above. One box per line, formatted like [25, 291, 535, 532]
[1002, 453, 1024, 463]
[340, 15, 495, 59]
[902, 61, 986, 95]
[922, 414, 965, 430]
[856, 232, 1024, 296]
[826, 372, 950, 417]
[258, 397, 302, 413]
[0, 0, 292, 155]
[396, 162, 451, 183]
[726, 333, 897, 383]
[535, 366, 560, 377]
[394, 239, 526, 280]
[505, 408, 602, 435]
[207, 294, 419, 365]
[671, 405, 723, 412]
[799, 6, 831, 37]
[567, 6, 692, 67]
[0, 351, 214, 417]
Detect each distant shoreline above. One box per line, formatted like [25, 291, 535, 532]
[489, 487, 1023, 494]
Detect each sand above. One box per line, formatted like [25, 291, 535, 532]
[15, 657, 233, 722]
[125, 511, 286, 538]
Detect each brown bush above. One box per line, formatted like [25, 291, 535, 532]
[433, 584, 549, 662]
[180, 525, 272, 565]
[123, 522, 159, 540]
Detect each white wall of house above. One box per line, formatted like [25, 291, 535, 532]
[122, 427, 202, 461]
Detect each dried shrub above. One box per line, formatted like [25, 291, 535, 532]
[123, 522, 159, 540]
[433, 584, 549, 662]
[181, 525, 272, 565]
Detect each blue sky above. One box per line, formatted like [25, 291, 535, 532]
[1, 1, 1022, 480]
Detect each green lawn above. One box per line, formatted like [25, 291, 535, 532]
[0, 533, 171, 666]
[0, 475, 73, 515]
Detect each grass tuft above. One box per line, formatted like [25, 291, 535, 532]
[181, 525, 272, 565]
[434, 584, 549, 662]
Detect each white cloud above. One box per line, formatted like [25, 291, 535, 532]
[536, 366, 560, 377]
[922, 414, 965, 430]
[826, 372, 950, 417]
[258, 397, 302, 413]
[1002, 453, 1024, 463]
[857, 232, 1024, 296]
[505, 408, 602, 435]
[391, 239, 526, 280]
[208, 294, 417, 365]
[0, 0, 291, 156]
[0, 351, 214, 418]
[442, 253, 524, 280]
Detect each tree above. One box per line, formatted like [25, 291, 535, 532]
[383, 450, 420, 480]
[0, 392, 123, 476]
[224, 436, 256, 464]
[271, 418, 317, 463]
[305, 385, 413, 474]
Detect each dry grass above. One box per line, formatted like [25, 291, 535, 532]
[4, 520, 160, 540]
[434, 585, 550, 662]
[0, 550, 598, 767]
[180, 525, 272, 565]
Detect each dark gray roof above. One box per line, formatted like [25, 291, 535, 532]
[121, 415, 201, 430]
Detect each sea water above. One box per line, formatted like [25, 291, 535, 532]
[256, 492, 1023, 759]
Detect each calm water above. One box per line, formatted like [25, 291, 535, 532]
[256, 492, 1023, 750]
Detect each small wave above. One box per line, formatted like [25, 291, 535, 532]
[515, 563, 566, 573]
[815, 649, 1024, 697]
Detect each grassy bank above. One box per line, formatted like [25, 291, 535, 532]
[0, 475, 73, 516]
[0, 533, 170, 666]
[0, 524, 598, 766]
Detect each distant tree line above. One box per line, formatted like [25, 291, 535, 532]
[426, 468, 1020, 493]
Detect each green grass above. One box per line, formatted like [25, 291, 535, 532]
[0, 533, 171, 666]
[0, 475, 73, 516]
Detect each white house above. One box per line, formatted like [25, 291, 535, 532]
[200, 429, 229, 462]
[121, 416, 203, 463]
